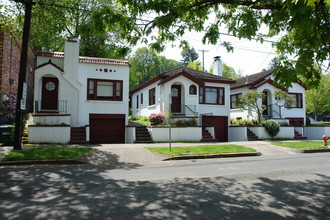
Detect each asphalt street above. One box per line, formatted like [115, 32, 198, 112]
[1, 152, 330, 220]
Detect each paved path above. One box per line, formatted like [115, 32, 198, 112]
[1, 141, 299, 167]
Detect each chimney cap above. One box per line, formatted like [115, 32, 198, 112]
[67, 36, 79, 42]
[213, 56, 221, 61]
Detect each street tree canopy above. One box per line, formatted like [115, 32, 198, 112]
[108, 0, 329, 88]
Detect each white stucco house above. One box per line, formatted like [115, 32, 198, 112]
[131, 57, 236, 142]
[29, 37, 130, 144]
[230, 69, 306, 126]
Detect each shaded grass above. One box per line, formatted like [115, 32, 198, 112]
[272, 141, 328, 149]
[2, 147, 93, 161]
[146, 145, 256, 156]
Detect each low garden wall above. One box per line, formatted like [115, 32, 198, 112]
[28, 125, 70, 144]
[32, 114, 71, 125]
[126, 127, 136, 143]
[148, 127, 202, 142]
[305, 126, 330, 140]
[229, 126, 295, 141]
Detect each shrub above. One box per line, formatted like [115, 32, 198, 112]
[262, 120, 280, 138]
[129, 115, 143, 121]
[0, 94, 16, 123]
[148, 113, 165, 125]
[173, 118, 197, 127]
[306, 117, 311, 126]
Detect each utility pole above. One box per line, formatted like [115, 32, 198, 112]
[198, 49, 209, 72]
[13, 0, 35, 150]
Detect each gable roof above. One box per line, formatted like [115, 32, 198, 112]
[35, 59, 64, 72]
[37, 51, 129, 66]
[231, 69, 274, 90]
[131, 66, 235, 94]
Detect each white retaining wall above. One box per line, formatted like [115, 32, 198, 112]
[126, 127, 136, 143]
[148, 127, 202, 142]
[28, 126, 70, 144]
[305, 127, 330, 140]
[32, 115, 71, 125]
[229, 127, 248, 141]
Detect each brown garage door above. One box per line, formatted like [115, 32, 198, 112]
[90, 114, 125, 144]
[202, 115, 228, 142]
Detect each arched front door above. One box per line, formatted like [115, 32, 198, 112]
[41, 77, 59, 111]
[171, 85, 181, 113]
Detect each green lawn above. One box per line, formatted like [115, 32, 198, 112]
[2, 147, 93, 161]
[145, 145, 256, 156]
[272, 141, 328, 149]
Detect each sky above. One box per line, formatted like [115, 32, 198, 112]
[160, 30, 277, 76]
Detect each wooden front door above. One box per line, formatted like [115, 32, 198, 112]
[41, 77, 58, 110]
[262, 91, 268, 116]
[171, 85, 181, 113]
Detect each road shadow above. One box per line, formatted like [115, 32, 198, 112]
[0, 165, 329, 219]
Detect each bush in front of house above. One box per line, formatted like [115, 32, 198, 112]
[230, 118, 260, 126]
[262, 120, 280, 138]
[0, 94, 16, 123]
[173, 118, 198, 127]
[148, 113, 165, 125]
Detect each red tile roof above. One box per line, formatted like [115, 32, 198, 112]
[37, 51, 129, 66]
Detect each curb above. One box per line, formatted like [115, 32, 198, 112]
[292, 148, 330, 153]
[163, 152, 261, 161]
[0, 159, 86, 166]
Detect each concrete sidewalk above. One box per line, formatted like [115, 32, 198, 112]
[0, 141, 300, 167]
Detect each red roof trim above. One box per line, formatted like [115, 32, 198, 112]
[158, 71, 204, 86]
[249, 79, 287, 91]
[37, 51, 129, 66]
[130, 76, 162, 94]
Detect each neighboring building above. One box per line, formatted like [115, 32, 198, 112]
[0, 25, 35, 111]
[131, 57, 235, 142]
[29, 37, 130, 144]
[230, 69, 306, 126]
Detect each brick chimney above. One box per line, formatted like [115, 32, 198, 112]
[213, 56, 223, 77]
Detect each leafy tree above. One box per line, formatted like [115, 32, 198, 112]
[181, 47, 199, 66]
[238, 90, 295, 123]
[105, 0, 330, 88]
[305, 74, 330, 120]
[237, 91, 266, 123]
[187, 61, 203, 71]
[209, 63, 242, 79]
[1, 0, 128, 58]
[129, 47, 179, 90]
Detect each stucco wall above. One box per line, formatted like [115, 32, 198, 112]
[305, 127, 330, 140]
[248, 126, 295, 139]
[148, 127, 202, 142]
[229, 126, 248, 141]
[28, 126, 70, 143]
[230, 81, 306, 124]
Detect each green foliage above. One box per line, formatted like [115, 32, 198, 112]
[186, 61, 203, 71]
[305, 74, 330, 120]
[237, 91, 265, 123]
[145, 145, 256, 156]
[274, 89, 295, 108]
[262, 120, 280, 138]
[272, 141, 327, 150]
[306, 117, 311, 126]
[3, 147, 93, 161]
[115, 0, 329, 88]
[129, 47, 179, 90]
[173, 119, 198, 127]
[129, 115, 149, 126]
[181, 46, 199, 66]
[230, 118, 260, 126]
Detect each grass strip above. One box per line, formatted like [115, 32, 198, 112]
[2, 147, 93, 161]
[272, 141, 328, 150]
[146, 145, 256, 156]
